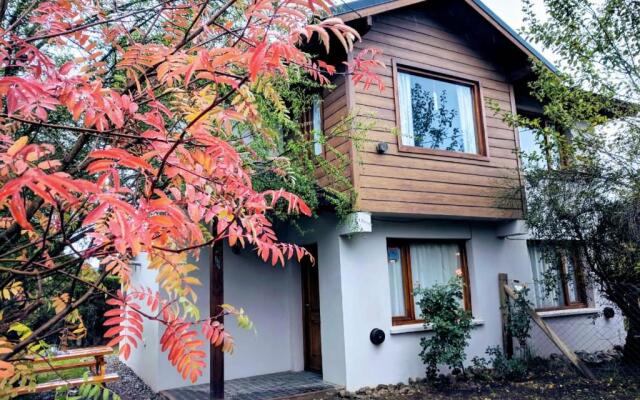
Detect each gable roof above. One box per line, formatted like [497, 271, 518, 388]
[332, 0, 558, 74]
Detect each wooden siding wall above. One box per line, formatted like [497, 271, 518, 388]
[348, 9, 523, 219]
[316, 74, 354, 189]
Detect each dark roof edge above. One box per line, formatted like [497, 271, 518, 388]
[331, 0, 558, 74]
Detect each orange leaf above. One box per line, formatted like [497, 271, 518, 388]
[150, 215, 173, 227]
[7, 136, 29, 156]
[0, 360, 14, 379]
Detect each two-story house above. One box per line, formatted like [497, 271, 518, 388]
[125, 0, 626, 394]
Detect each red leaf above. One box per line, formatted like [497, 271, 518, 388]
[106, 335, 125, 347]
[104, 325, 123, 338]
[104, 316, 125, 326]
[120, 343, 131, 360]
[103, 308, 123, 317]
[9, 192, 33, 231]
[59, 61, 74, 75]
[82, 202, 109, 227]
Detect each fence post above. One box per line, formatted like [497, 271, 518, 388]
[498, 273, 514, 359]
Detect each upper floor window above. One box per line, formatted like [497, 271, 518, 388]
[527, 241, 587, 310]
[518, 125, 561, 170]
[387, 239, 471, 325]
[397, 68, 483, 155]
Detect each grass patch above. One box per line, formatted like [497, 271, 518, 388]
[34, 357, 92, 383]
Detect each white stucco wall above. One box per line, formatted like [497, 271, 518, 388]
[315, 217, 626, 391]
[223, 246, 304, 380]
[124, 245, 303, 392]
[125, 214, 628, 393]
[124, 255, 161, 390]
[329, 219, 531, 390]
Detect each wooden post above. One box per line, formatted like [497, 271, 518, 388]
[503, 284, 596, 380]
[210, 241, 224, 399]
[95, 355, 105, 377]
[498, 273, 514, 359]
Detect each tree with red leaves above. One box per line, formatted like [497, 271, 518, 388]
[0, 0, 383, 394]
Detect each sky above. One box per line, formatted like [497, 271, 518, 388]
[482, 0, 528, 30]
[481, 0, 556, 61]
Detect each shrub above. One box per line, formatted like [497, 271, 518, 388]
[415, 276, 473, 380]
[486, 346, 529, 380]
[506, 285, 533, 359]
[469, 346, 529, 381]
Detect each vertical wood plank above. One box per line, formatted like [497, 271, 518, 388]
[498, 273, 514, 359]
[345, 51, 361, 210]
[210, 241, 224, 399]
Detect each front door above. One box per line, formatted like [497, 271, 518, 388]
[301, 244, 322, 373]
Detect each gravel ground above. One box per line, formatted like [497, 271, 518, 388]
[321, 378, 640, 400]
[105, 355, 164, 400]
[320, 362, 640, 400]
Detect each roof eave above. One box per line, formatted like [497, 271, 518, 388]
[332, 0, 558, 74]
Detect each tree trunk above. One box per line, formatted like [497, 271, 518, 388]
[624, 313, 640, 363]
[604, 282, 640, 363]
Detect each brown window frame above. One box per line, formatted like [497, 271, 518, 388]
[387, 239, 472, 326]
[392, 59, 489, 162]
[530, 243, 589, 312]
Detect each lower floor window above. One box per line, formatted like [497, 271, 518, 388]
[387, 240, 471, 325]
[527, 242, 588, 310]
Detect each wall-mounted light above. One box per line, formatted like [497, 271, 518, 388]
[376, 142, 389, 154]
[603, 306, 615, 319]
[370, 328, 385, 345]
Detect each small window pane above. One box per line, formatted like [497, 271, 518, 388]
[387, 247, 406, 317]
[519, 125, 564, 169]
[528, 243, 564, 308]
[398, 71, 478, 154]
[519, 127, 548, 168]
[564, 255, 581, 303]
[312, 100, 323, 156]
[410, 243, 462, 312]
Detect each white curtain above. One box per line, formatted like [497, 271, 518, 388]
[398, 73, 415, 146]
[312, 99, 323, 155]
[528, 244, 562, 308]
[456, 85, 476, 153]
[410, 243, 461, 312]
[387, 250, 406, 317]
[564, 254, 579, 303]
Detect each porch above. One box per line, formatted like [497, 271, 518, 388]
[158, 371, 340, 400]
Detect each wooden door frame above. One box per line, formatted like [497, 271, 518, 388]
[301, 243, 321, 373]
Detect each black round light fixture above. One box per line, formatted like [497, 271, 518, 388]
[603, 306, 615, 319]
[376, 142, 389, 154]
[370, 328, 385, 345]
